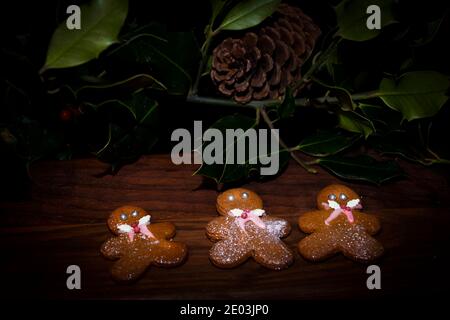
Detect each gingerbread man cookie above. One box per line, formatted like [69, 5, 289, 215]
[101, 206, 187, 282]
[206, 188, 294, 270]
[298, 184, 384, 263]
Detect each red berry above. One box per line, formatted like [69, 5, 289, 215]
[241, 212, 248, 219]
[60, 109, 72, 121]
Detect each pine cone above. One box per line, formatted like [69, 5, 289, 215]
[211, 4, 320, 103]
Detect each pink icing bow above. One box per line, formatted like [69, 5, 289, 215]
[229, 208, 266, 232]
[117, 215, 156, 242]
[323, 199, 362, 225]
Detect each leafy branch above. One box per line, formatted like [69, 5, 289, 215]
[6, 0, 449, 187]
[259, 108, 317, 173]
[187, 0, 450, 185]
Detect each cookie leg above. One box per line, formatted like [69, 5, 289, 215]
[152, 241, 188, 267]
[253, 241, 294, 270]
[340, 232, 384, 262]
[298, 232, 338, 261]
[209, 240, 250, 268]
[111, 256, 151, 282]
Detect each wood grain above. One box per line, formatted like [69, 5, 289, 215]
[0, 155, 448, 299]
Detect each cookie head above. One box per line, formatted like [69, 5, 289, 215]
[107, 206, 150, 235]
[216, 188, 263, 216]
[317, 184, 360, 210]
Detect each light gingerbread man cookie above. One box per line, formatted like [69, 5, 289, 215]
[298, 184, 384, 263]
[101, 206, 187, 282]
[206, 188, 294, 270]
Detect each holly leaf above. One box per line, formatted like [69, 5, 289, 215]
[412, 17, 445, 47]
[12, 118, 64, 166]
[210, 0, 228, 22]
[377, 71, 450, 121]
[336, 0, 396, 41]
[321, 45, 341, 83]
[317, 155, 403, 185]
[218, 0, 281, 31]
[105, 24, 200, 95]
[195, 114, 255, 183]
[93, 92, 159, 168]
[338, 110, 375, 139]
[277, 87, 296, 119]
[42, 0, 129, 71]
[75, 74, 166, 103]
[194, 114, 288, 183]
[313, 78, 356, 111]
[357, 103, 402, 132]
[370, 135, 432, 165]
[297, 130, 360, 157]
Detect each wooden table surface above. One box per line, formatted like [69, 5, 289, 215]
[0, 154, 448, 299]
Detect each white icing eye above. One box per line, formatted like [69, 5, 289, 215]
[328, 194, 337, 201]
[241, 192, 249, 199]
[131, 210, 139, 217]
[119, 213, 128, 221]
[339, 193, 347, 201]
[227, 194, 235, 201]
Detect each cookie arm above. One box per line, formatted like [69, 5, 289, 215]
[341, 231, 384, 262]
[298, 232, 338, 261]
[111, 256, 151, 282]
[206, 216, 230, 241]
[253, 240, 294, 270]
[101, 236, 127, 259]
[263, 216, 291, 238]
[209, 239, 250, 268]
[298, 210, 328, 233]
[153, 241, 188, 267]
[355, 212, 381, 235]
[150, 222, 177, 239]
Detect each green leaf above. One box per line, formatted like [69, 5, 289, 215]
[42, 0, 129, 71]
[93, 92, 158, 124]
[321, 44, 340, 82]
[56, 145, 73, 161]
[201, 56, 213, 77]
[370, 134, 431, 165]
[13, 118, 64, 166]
[106, 24, 200, 95]
[317, 155, 403, 185]
[93, 92, 159, 167]
[338, 110, 375, 139]
[313, 77, 356, 111]
[357, 103, 402, 133]
[218, 0, 281, 31]
[377, 71, 450, 121]
[336, 0, 396, 41]
[277, 87, 295, 119]
[412, 17, 445, 47]
[194, 114, 288, 183]
[195, 114, 255, 183]
[75, 74, 166, 103]
[211, 0, 227, 22]
[297, 130, 360, 157]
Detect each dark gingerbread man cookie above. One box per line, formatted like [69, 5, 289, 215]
[206, 188, 294, 270]
[298, 184, 384, 263]
[101, 206, 187, 282]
